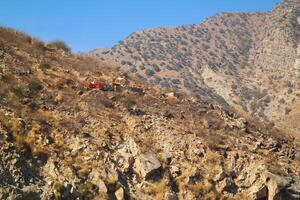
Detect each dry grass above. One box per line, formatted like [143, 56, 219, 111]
[176, 173, 219, 199]
[186, 180, 214, 196]
[141, 176, 169, 199]
[15, 133, 49, 159]
[205, 133, 227, 151]
[78, 181, 97, 199]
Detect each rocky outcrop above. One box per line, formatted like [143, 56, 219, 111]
[134, 151, 162, 180]
[239, 163, 300, 200]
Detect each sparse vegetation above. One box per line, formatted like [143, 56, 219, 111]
[48, 40, 71, 52]
[1, 2, 300, 199]
[28, 80, 43, 94]
[145, 69, 155, 77]
[39, 63, 51, 70]
[12, 86, 25, 98]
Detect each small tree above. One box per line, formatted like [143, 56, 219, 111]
[48, 40, 71, 52]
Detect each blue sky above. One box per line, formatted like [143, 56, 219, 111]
[0, 0, 281, 52]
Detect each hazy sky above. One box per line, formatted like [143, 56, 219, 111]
[0, 0, 281, 52]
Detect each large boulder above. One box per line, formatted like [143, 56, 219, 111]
[249, 170, 300, 200]
[134, 151, 162, 180]
[262, 172, 296, 200]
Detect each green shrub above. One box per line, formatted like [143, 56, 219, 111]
[28, 80, 43, 94]
[145, 69, 155, 77]
[39, 63, 51, 69]
[48, 40, 71, 52]
[12, 87, 24, 98]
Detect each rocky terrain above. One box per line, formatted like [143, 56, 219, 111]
[88, 0, 300, 139]
[1, 25, 300, 199]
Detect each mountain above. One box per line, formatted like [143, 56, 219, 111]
[1, 1, 300, 199]
[1, 26, 300, 200]
[88, 0, 300, 140]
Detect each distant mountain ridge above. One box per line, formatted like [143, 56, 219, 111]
[88, 0, 300, 138]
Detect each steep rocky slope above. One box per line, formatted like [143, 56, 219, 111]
[1, 27, 300, 199]
[89, 0, 300, 139]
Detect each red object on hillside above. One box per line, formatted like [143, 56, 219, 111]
[89, 82, 105, 90]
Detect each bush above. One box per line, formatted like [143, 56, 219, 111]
[145, 69, 155, 77]
[48, 40, 71, 52]
[28, 80, 43, 94]
[39, 63, 51, 70]
[12, 87, 24, 98]
[123, 97, 136, 109]
[152, 64, 161, 72]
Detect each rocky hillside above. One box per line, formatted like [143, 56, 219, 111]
[1, 27, 300, 200]
[88, 0, 300, 139]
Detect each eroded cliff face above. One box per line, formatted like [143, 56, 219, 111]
[88, 0, 300, 139]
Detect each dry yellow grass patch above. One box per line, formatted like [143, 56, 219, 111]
[141, 177, 169, 199]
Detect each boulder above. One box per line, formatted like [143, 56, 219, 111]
[248, 184, 268, 200]
[115, 187, 124, 200]
[263, 171, 292, 200]
[98, 180, 108, 194]
[134, 151, 162, 180]
[248, 169, 300, 200]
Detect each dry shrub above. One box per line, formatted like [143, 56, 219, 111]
[100, 98, 114, 108]
[39, 63, 51, 70]
[122, 97, 136, 109]
[141, 176, 168, 199]
[206, 133, 227, 151]
[14, 130, 49, 161]
[31, 38, 45, 49]
[186, 180, 219, 199]
[48, 40, 71, 53]
[265, 156, 286, 176]
[78, 181, 97, 199]
[12, 86, 25, 98]
[28, 80, 43, 94]
[203, 151, 223, 180]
